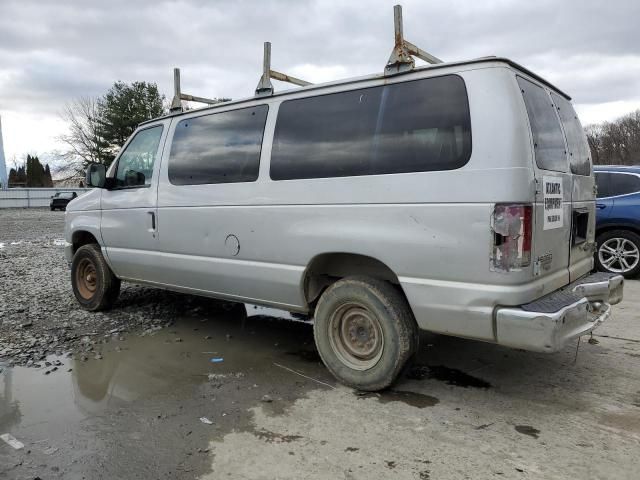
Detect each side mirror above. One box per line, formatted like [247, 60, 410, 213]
[86, 163, 106, 188]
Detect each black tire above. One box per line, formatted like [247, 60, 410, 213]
[50, 207, 55, 211]
[595, 230, 640, 279]
[313, 276, 418, 391]
[71, 244, 121, 311]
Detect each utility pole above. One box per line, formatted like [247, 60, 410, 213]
[0, 115, 8, 190]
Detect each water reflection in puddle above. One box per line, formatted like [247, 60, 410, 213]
[0, 304, 317, 434]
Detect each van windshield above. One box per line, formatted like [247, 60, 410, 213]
[550, 93, 592, 176]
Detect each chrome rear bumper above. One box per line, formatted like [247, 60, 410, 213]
[495, 272, 623, 353]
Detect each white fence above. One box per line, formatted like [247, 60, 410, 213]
[0, 188, 91, 208]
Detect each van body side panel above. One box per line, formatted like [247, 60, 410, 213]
[153, 67, 542, 342]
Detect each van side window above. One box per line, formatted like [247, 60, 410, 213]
[270, 75, 471, 180]
[168, 105, 268, 185]
[550, 93, 591, 176]
[609, 172, 640, 197]
[114, 125, 163, 188]
[517, 77, 567, 173]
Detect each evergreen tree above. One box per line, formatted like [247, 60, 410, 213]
[98, 81, 165, 154]
[24, 155, 50, 187]
[44, 164, 53, 187]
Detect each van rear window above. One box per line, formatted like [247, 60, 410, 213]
[270, 75, 471, 180]
[517, 76, 567, 173]
[550, 93, 591, 176]
[168, 105, 268, 185]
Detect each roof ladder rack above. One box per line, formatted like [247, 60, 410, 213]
[170, 68, 230, 112]
[255, 42, 313, 96]
[385, 4, 443, 75]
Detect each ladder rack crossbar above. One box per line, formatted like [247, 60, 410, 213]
[385, 4, 442, 75]
[168, 5, 442, 112]
[170, 68, 230, 112]
[255, 42, 312, 96]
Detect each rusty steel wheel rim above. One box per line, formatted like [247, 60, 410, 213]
[328, 302, 384, 371]
[76, 258, 98, 300]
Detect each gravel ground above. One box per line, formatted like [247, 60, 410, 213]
[0, 208, 229, 367]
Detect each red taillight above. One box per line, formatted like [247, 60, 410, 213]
[491, 204, 533, 272]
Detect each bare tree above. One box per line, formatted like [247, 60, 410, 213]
[586, 109, 640, 166]
[58, 96, 111, 174]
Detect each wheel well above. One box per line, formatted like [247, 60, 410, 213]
[303, 253, 401, 306]
[596, 225, 640, 239]
[72, 231, 99, 254]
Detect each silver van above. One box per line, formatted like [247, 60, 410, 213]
[65, 55, 624, 391]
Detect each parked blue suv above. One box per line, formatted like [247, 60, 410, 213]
[594, 165, 640, 278]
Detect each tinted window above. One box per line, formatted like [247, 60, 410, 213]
[115, 126, 163, 187]
[270, 75, 471, 180]
[594, 172, 611, 198]
[551, 93, 591, 176]
[517, 77, 567, 172]
[609, 172, 640, 197]
[169, 105, 268, 185]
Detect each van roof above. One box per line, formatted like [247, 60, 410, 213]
[140, 57, 570, 126]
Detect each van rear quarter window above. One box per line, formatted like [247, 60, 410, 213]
[517, 76, 567, 173]
[551, 92, 591, 176]
[168, 105, 268, 185]
[270, 75, 472, 180]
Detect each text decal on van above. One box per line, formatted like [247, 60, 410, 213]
[543, 176, 563, 230]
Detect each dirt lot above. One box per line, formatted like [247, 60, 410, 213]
[1, 208, 639, 479]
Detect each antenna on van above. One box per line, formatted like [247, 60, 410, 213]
[385, 5, 443, 75]
[255, 42, 313, 96]
[170, 68, 231, 113]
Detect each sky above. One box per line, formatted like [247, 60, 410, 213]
[0, 0, 639, 172]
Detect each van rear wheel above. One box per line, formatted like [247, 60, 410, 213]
[313, 276, 418, 391]
[71, 244, 121, 311]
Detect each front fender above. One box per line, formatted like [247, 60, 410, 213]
[64, 210, 104, 263]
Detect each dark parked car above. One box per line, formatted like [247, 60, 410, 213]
[50, 191, 78, 211]
[594, 165, 640, 277]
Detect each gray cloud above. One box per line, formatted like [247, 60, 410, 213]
[0, 0, 639, 142]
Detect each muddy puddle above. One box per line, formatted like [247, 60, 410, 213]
[355, 390, 440, 408]
[406, 364, 492, 389]
[0, 304, 330, 479]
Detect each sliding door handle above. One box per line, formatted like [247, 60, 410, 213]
[148, 211, 156, 230]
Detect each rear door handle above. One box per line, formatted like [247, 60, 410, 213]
[148, 211, 156, 230]
[596, 203, 607, 209]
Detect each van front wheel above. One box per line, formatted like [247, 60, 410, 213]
[71, 244, 121, 311]
[313, 276, 418, 391]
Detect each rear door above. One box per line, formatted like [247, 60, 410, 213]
[517, 76, 572, 286]
[594, 171, 614, 220]
[550, 92, 595, 281]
